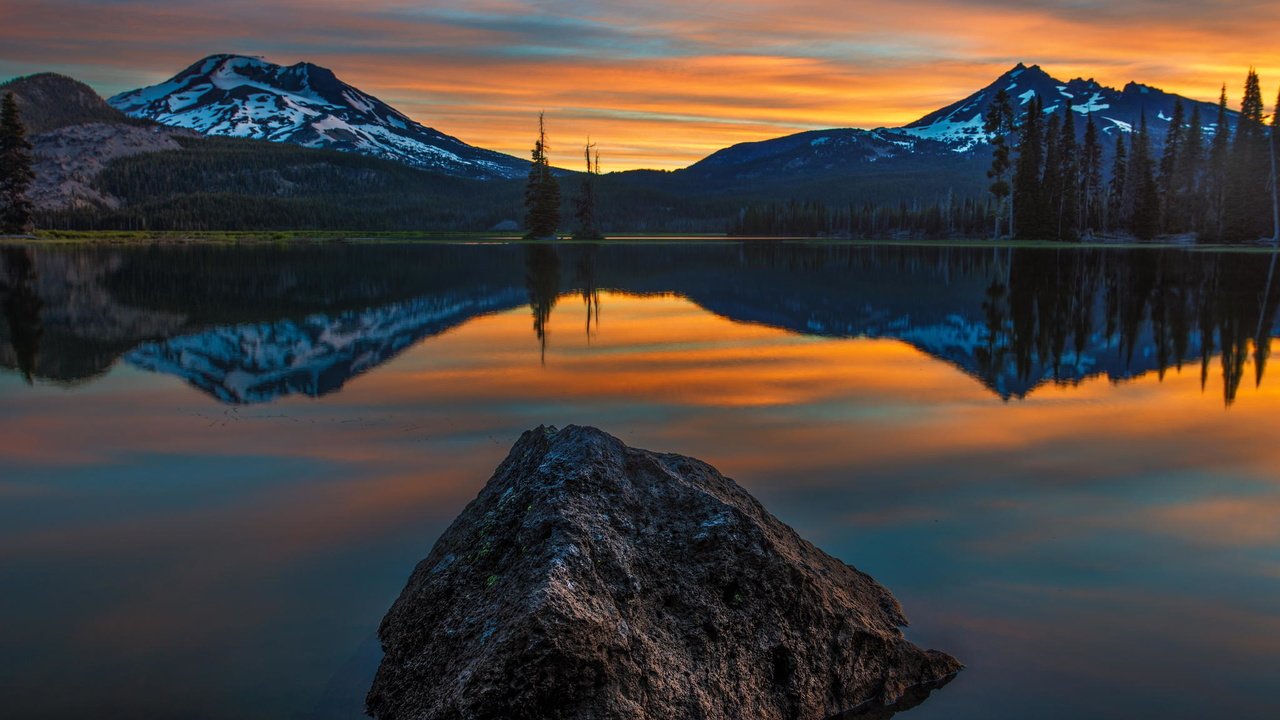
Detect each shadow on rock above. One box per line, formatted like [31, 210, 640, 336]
[368, 425, 961, 720]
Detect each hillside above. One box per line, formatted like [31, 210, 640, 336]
[0, 73, 144, 134]
[44, 135, 525, 231]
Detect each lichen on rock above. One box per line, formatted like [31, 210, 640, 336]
[368, 425, 961, 720]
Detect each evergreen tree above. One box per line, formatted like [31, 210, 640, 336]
[1158, 99, 1184, 232]
[523, 112, 561, 239]
[1013, 94, 1044, 239]
[0, 92, 36, 235]
[1130, 115, 1161, 240]
[1082, 114, 1104, 235]
[1271, 88, 1280, 243]
[983, 88, 1016, 239]
[1205, 85, 1232, 241]
[573, 139, 603, 240]
[1107, 136, 1128, 232]
[1042, 111, 1064, 238]
[1177, 104, 1205, 234]
[1057, 104, 1080, 241]
[1223, 69, 1269, 242]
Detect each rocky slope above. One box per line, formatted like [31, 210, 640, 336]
[368, 425, 960, 720]
[0, 73, 195, 210]
[108, 54, 527, 179]
[30, 123, 192, 210]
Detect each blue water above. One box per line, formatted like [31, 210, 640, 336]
[1, 242, 1277, 719]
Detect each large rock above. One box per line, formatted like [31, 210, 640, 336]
[368, 425, 960, 720]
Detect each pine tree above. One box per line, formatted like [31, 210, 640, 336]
[523, 112, 561, 239]
[1108, 136, 1128, 232]
[1205, 85, 1232, 241]
[573, 139, 603, 240]
[1177, 104, 1204, 234]
[1223, 69, 1269, 242]
[1130, 115, 1161, 240]
[1082, 114, 1104, 235]
[0, 92, 36, 236]
[1013, 94, 1044, 239]
[1271, 88, 1280, 243]
[1042, 111, 1064, 239]
[1057, 104, 1080, 241]
[1158, 99, 1185, 232]
[983, 88, 1016, 239]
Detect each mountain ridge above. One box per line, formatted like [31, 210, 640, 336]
[678, 63, 1232, 187]
[108, 54, 529, 179]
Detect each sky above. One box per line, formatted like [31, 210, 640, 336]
[2, 0, 1280, 170]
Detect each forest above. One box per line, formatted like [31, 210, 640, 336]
[733, 70, 1280, 243]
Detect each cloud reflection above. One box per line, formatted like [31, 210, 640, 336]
[1, 291, 1279, 718]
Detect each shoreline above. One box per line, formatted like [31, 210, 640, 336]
[3, 230, 1279, 252]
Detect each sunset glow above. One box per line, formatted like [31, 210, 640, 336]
[4, 1, 1280, 169]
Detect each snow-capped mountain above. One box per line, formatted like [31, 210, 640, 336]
[680, 63, 1229, 184]
[900, 63, 1223, 148]
[108, 54, 527, 179]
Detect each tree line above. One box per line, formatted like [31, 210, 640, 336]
[987, 69, 1280, 242]
[727, 196, 995, 238]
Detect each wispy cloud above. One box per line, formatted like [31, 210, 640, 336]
[2, 0, 1279, 168]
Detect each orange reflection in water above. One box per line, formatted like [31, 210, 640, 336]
[2, 290, 1279, 718]
[3, 290, 1279, 539]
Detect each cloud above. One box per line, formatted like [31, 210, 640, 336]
[2, 0, 1279, 168]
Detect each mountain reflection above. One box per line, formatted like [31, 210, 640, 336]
[0, 242, 1276, 406]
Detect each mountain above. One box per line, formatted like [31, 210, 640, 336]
[2, 67, 520, 222]
[108, 54, 528, 179]
[0, 73, 143, 134]
[16, 59, 1245, 231]
[900, 63, 1224, 145]
[676, 63, 1229, 191]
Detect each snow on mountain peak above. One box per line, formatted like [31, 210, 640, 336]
[108, 54, 526, 179]
[900, 63, 1229, 150]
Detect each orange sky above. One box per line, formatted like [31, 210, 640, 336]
[3, 0, 1280, 169]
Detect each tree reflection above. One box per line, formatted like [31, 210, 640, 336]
[1, 247, 43, 383]
[575, 243, 601, 342]
[977, 247, 1280, 406]
[525, 244, 561, 363]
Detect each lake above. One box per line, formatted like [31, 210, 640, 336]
[1, 241, 1277, 719]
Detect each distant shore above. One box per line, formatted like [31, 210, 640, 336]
[2, 230, 1278, 252]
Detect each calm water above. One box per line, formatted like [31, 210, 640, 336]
[1, 242, 1278, 720]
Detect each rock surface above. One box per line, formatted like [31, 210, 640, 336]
[31, 123, 191, 210]
[368, 425, 960, 720]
